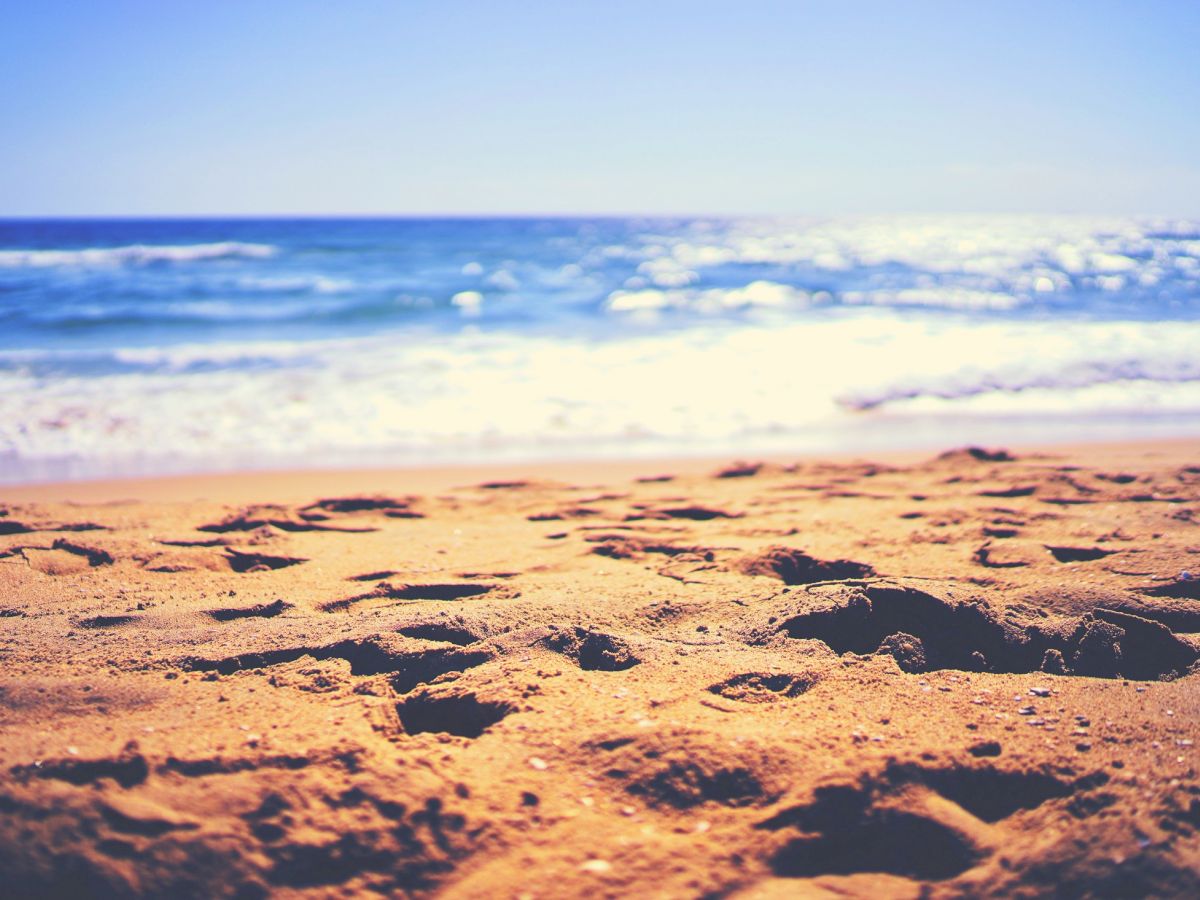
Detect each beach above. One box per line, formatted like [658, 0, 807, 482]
[6, 0, 1199, 895]
[3, 438, 1199, 897]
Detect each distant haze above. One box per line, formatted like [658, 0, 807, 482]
[2, 1, 1198, 216]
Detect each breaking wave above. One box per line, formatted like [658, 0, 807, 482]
[840, 354, 1200, 411]
[0, 241, 276, 268]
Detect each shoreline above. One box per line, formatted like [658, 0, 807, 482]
[4, 434, 1197, 504]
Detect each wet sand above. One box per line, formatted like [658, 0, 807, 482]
[2, 440, 1199, 897]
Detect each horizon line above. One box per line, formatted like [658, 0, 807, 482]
[2, 210, 1196, 222]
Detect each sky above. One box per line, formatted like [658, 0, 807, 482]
[1, 0, 1198, 217]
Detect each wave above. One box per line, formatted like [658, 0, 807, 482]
[0, 341, 323, 378]
[611, 216, 1200, 313]
[644, 214, 1200, 273]
[605, 281, 822, 314]
[838, 354, 1200, 411]
[235, 274, 352, 294]
[0, 241, 276, 268]
[603, 282, 1024, 314]
[4, 313, 1200, 482]
[5, 301, 336, 329]
[1, 292, 428, 330]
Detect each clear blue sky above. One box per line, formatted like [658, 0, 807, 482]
[2, 1, 1198, 216]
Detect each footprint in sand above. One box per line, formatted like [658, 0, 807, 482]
[12, 540, 115, 575]
[320, 581, 502, 613]
[737, 546, 874, 584]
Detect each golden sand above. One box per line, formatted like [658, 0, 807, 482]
[2, 440, 1199, 897]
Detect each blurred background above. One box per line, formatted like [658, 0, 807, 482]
[1, 2, 1198, 481]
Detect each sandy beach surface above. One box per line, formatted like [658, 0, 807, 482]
[3, 439, 1200, 898]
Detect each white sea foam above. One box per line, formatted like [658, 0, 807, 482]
[840, 355, 1200, 411]
[636, 256, 699, 287]
[836, 320, 1200, 410]
[0, 241, 276, 268]
[111, 346, 276, 370]
[622, 215, 1200, 298]
[840, 288, 1025, 311]
[588, 216, 1200, 316]
[485, 269, 520, 291]
[606, 280, 814, 314]
[451, 291, 484, 316]
[235, 274, 352, 293]
[5, 312, 1200, 482]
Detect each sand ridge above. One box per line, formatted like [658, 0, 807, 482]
[2, 444, 1199, 897]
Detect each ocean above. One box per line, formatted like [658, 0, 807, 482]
[2, 215, 1198, 483]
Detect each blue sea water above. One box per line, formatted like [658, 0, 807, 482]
[2, 215, 1199, 483]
